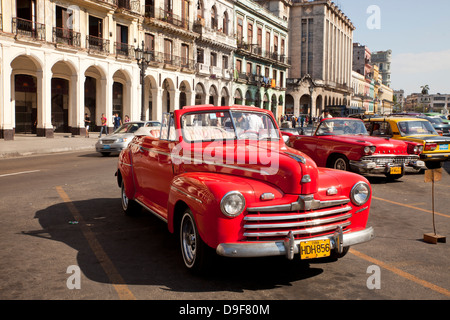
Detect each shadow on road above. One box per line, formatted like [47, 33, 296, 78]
[23, 198, 323, 294]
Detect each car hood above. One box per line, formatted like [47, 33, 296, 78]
[99, 133, 134, 141]
[320, 135, 411, 154]
[178, 140, 319, 195]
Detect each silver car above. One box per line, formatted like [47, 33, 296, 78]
[95, 121, 160, 156]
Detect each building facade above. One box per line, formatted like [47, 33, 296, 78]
[285, 0, 354, 118]
[371, 49, 392, 87]
[232, 0, 290, 122]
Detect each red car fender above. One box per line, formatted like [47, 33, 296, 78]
[167, 172, 283, 249]
[117, 149, 136, 200]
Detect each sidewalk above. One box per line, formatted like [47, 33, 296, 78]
[0, 133, 99, 159]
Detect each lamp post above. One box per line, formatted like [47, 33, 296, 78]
[135, 40, 151, 121]
[309, 85, 314, 125]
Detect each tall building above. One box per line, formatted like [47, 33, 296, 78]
[371, 49, 392, 87]
[352, 42, 374, 113]
[284, 0, 354, 118]
[232, 0, 290, 121]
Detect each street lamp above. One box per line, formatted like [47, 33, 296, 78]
[135, 40, 151, 121]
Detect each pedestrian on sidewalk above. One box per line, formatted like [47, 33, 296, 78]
[99, 113, 108, 137]
[84, 113, 91, 138]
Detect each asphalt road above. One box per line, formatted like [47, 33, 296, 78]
[0, 151, 449, 305]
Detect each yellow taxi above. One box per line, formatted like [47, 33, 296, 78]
[364, 116, 450, 169]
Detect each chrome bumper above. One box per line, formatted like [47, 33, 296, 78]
[216, 226, 375, 259]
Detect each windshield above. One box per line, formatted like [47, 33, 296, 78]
[397, 121, 437, 136]
[181, 110, 279, 142]
[113, 122, 144, 134]
[316, 119, 368, 136]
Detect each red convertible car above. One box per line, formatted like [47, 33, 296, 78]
[285, 118, 425, 180]
[116, 106, 374, 273]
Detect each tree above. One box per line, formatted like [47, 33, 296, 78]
[420, 85, 430, 95]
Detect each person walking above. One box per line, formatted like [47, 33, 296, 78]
[113, 113, 122, 131]
[84, 113, 91, 138]
[99, 113, 108, 137]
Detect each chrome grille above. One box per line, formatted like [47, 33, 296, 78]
[362, 155, 418, 166]
[101, 139, 116, 144]
[244, 197, 352, 241]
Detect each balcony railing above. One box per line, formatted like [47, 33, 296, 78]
[237, 42, 291, 65]
[12, 17, 45, 41]
[115, 42, 134, 58]
[86, 35, 110, 54]
[53, 27, 81, 47]
[114, 0, 140, 13]
[157, 8, 191, 31]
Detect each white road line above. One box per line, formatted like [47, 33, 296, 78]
[0, 170, 41, 178]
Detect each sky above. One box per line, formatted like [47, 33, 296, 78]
[334, 0, 450, 95]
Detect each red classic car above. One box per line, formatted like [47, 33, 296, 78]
[285, 118, 425, 180]
[116, 106, 374, 273]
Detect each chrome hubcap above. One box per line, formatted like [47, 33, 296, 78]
[181, 215, 196, 266]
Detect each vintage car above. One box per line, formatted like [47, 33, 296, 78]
[96, 121, 160, 156]
[116, 105, 374, 273]
[424, 112, 450, 124]
[285, 117, 425, 180]
[418, 116, 450, 136]
[364, 116, 450, 169]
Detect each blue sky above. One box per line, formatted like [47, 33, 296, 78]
[335, 0, 450, 95]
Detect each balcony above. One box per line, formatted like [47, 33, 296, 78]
[114, 0, 140, 17]
[236, 42, 290, 66]
[86, 35, 110, 55]
[12, 17, 45, 41]
[115, 42, 134, 59]
[158, 8, 191, 31]
[53, 27, 81, 48]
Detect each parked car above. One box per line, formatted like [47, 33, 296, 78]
[286, 118, 425, 180]
[364, 116, 450, 169]
[424, 112, 450, 124]
[418, 116, 450, 136]
[116, 106, 374, 273]
[96, 121, 160, 156]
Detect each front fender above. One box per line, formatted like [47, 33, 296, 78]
[167, 172, 283, 249]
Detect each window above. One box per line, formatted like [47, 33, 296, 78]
[257, 27, 262, 47]
[210, 52, 217, 67]
[211, 6, 217, 29]
[197, 48, 204, 63]
[222, 56, 228, 70]
[236, 59, 242, 73]
[247, 22, 253, 45]
[237, 16, 243, 42]
[181, 44, 189, 66]
[222, 11, 228, 34]
[256, 65, 261, 75]
[273, 35, 278, 53]
[164, 39, 172, 63]
[145, 33, 155, 52]
[246, 62, 252, 75]
[266, 31, 270, 52]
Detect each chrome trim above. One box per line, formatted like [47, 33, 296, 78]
[244, 205, 352, 221]
[118, 161, 132, 167]
[220, 191, 246, 217]
[170, 186, 203, 204]
[350, 182, 371, 206]
[246, 195, 350, 213]
[244, 213, 352, 229]
[135, 199, 168, 223]
[243, 221, 351, 238]
[216, 227, 375, 258]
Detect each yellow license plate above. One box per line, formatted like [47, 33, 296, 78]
[390, 166, 402, 174]
[300, 239, 331, 259]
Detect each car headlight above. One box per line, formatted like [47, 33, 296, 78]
[350, 182, 371, 206]
[220, 191, 246, 217]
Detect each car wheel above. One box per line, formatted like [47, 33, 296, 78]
[180, 209, 211, 273]
[121, 181, 140, 216]
[330, 155, 349, 171]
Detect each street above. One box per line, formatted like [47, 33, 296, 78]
[0, 151, 449, 303]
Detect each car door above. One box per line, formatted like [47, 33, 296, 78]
[144, 113, 177, 220]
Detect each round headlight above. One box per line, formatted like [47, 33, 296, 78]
[364, 146, 370, 154]
[350, 182, 371, 206]
[370, 146, 376, 153]
[220, 191, 246, 217]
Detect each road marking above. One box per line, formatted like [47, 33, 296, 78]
[350, 248, 450, 298]
[0, 170, 40, 178]
[373, 196, 450, 218]
[56, 186, 136, 300]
